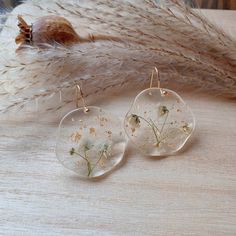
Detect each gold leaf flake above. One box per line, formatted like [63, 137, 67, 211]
[70, 132, 82, 142]
[89, 127, 95, 134]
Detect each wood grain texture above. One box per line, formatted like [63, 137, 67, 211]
[0, 7, 236, 236]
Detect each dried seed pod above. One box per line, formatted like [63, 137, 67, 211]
[15, 15, 32, 45]
[15, 15, 141, 51]
[16, 15, 80, 50]
[30, 15, 80, 45]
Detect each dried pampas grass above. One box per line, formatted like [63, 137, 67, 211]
[0, 0, 235, 117]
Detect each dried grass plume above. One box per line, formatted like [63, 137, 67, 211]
[0, 0, 235, 118]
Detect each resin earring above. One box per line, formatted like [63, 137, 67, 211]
[56, 85, 127, 178]
[124, 68, 195, 156]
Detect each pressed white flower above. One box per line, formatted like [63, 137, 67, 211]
[78, 137, 94, 152]
[97, 140, 112, 159]
[158, 105, 169, 117]
[181, 123, 193, 134]
[69, 135, 115, 177]
[128, 114, 140, 128]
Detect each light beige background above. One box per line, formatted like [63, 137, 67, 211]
[0, 7, 235, 236]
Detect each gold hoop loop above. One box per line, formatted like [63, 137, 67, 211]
[75, 84, 89, 113]
[150, 67, 160, 89]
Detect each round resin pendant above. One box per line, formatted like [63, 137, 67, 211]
[56, 106, 127, 178]
[124, 88, 195, 156]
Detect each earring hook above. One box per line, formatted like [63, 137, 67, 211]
[150, 67, 160, 89]
[75, 84, 89, 113]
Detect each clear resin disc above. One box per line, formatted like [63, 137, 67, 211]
[56, 106, 127, 178]
[124, 88, 195, 156]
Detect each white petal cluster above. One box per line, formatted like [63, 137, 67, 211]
[128, 114, 141, 128]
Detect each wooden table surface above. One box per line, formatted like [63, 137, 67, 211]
[0, 7, 236, 236]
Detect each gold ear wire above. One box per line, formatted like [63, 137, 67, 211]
[75, 84, 89, 113]
[150, 67, 160, 89]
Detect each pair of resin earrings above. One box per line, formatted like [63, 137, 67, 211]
[56, 68, 195, 178]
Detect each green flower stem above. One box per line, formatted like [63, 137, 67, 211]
[84, 150, 92, 177]
[136, 115, 160, 145]
[151, 126, 160, 146]
[136, 112, 169, 147]
[73, 150, 92, 177]
[73, 149, 108, 177]
[91, 151, 104, 173]
[87, 162, 92, 177]
[73, 150, 88, 162]
[154, 112, 169, 146]
[160, 111, 169, 135]
[149, 118, 161, 134]
[137, 116, 160, 133]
